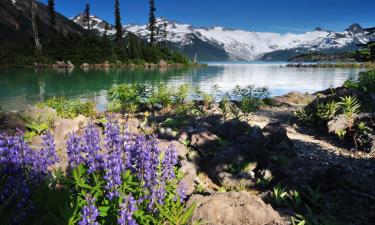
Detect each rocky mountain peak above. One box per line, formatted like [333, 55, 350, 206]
[345, 23, 364, 34]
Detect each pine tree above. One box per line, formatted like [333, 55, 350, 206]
[148, 0, 157, 46]
[163, 18, 168, 48]
[85, 4, 90, 31]
[47, 0, 56, 28]
[114, 0, 123, 43]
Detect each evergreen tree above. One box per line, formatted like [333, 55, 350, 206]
[148, 0, 157, 46]
[84, 4, 90, 31]
[114, 0, 123, 43]
[47, 0, 56, 28]
[162, 18, 168, 48]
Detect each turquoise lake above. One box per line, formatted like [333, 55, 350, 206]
[0, 62, 363, 111]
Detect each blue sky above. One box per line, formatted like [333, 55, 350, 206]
[40, 0, 375, 33]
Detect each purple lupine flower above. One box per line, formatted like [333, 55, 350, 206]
[176, 181, 187, 203]
[33, 131, 59, 174]
[82, 123, 103, 173]
[79, 195, 100, 225]
[118, 194, 138, 225]
[103, 143, 123, 199]
[162, 144, 178, 180]
[0, 130, 53, 223]
[103, 118, 126, 199]
[67, 132, 84, 169]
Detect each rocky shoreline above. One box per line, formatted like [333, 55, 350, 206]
[286, 62, 375, 69]
[1, 86, 374, 224]
[31, 60, 206, 70]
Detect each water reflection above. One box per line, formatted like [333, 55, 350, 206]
[0, 63, 362, 111]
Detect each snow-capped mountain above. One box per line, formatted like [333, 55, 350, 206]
[125, 19, 373, 61]
[72, 14, 374, 61]
[72, 14, 116, 35]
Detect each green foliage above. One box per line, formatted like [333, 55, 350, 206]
[273, 184, 288, 205]
[157, 199, 199, 225]
[294, 108, 313, 124]
[358, 70, 375, 93]
[25, 121, 50, 141]
[316, 101, 339, 121]
[343, 79, 360, 90]
[272, 184, 336, 225]
[108, 84, 149, 113]
[232, 85, 270, 118]
[149, 84, 174, 109]
[0, 29, 190, 67]
[39, 98, 96, 119]
[343, 70, 375, 93]
[338, 96, 360, 130]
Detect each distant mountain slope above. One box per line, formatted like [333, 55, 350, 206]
[0, 0, 85, 42]
[126, 20, 374, 61]
[72, 14, 375, 61]
[71, 13, 116, 36]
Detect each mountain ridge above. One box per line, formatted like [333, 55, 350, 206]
[70, 14, 374, 61]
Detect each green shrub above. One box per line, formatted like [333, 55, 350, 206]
[108, 84, 149, 113]
[231, 85, 270, 118]
[358, 70, 375, 93]
[338, 96, 361, 131]
[316, 101, 339, 121]
[39, 98, 96, 119]
[149, 84, 174, 109]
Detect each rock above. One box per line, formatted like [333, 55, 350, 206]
[73, 115, 89, 128]
[29, 135, 44, 150]
[67, 60, 75, 68]
[157, 140, 189, 159]
[187, 150, 202, 164]
[1, 112, 26, 132]
[191, 131, 219, 153]
[273, 92, 315, 106]
[102, 61, 110, 68]
[180, 160, 198, 196]
[215, 119, 251, 141]
[126, 117, 141, 134]
[158, 127, 177, 140]
[308, 165, 349, 191]
[22, 106, 58, 125]
[54, 118, 80, 146]
[263, 122, 294, 155]
[178, 131, 189, 144]
[188, 192, 284, 225]
[80, 63, 90, 69]
[259, 169, 273, 180]
[158, 60, 168, 67]
[218, 172, 255, 189]
[207, 142, 265, 185]
[327, 114, 351, 134]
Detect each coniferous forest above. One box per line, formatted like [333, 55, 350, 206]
[0, 0, 189, 67]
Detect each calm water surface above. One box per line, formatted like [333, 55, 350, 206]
[0, 62, 362, 111]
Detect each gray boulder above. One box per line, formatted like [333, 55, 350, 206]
[22, 106, 58, 125]
[191, 131, 219, 153]
[188, 192, 284, 225]
[263, 122, 294, 155]
[157, 140, 189, 160]
[180, 160, 199, 196]
[207, 141, 265, 185]
[327, 114, 351, 134]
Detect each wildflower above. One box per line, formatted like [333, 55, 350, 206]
[79, 195, 100, 225]
[118, 194, 138, 225]
[67, 132, 84, 169]
[176, 181, 187, 203]
[82, 123, 103, 173]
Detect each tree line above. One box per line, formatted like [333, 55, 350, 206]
[0, 0, 188, 67]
